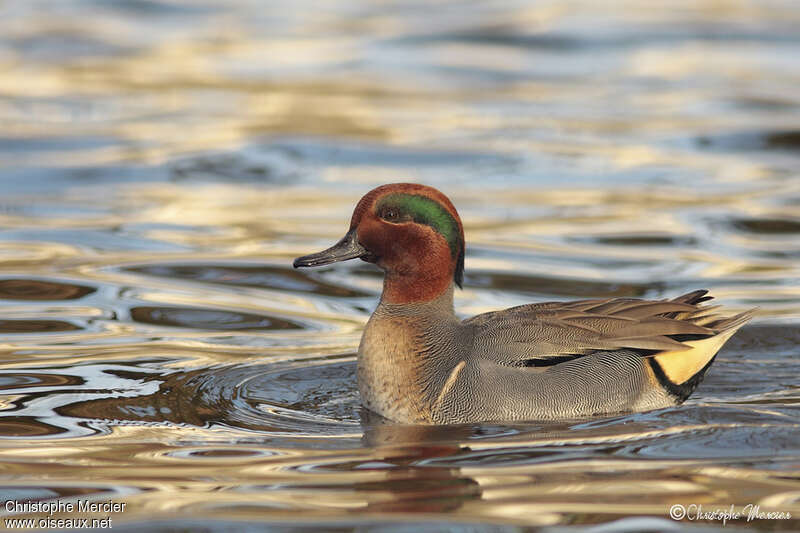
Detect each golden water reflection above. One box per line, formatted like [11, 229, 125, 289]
[1, 0, 800, 530]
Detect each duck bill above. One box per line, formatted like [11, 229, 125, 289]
[293, 229, 368, 268]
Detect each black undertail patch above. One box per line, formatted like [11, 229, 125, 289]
[648, 355, 717, 402]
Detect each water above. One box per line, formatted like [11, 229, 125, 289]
[1, 0, 799, 530]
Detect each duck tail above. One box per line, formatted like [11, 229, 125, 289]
[649, 304, 756, 402]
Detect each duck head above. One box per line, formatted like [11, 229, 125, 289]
[293, 183, 465, 304]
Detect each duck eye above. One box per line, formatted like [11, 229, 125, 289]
[381, 208, 400, 222]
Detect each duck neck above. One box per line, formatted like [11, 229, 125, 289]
[380, 265, 456, 306]
[360, 282, 459, 423]
[378, 281, 456, 319]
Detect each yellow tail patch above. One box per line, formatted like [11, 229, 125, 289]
[653, 325, 742, 385]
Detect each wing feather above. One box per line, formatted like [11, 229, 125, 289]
[465, 290, 742, 366]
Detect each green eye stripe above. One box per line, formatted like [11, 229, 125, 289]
[377, 193, 461, 258]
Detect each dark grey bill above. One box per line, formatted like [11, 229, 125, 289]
[293, 229, 368, 268]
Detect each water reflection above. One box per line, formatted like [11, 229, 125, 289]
[0, 320, 81, 333]
[696, 130, 800, 153]
[126, 263, 371, 298]
[1, 0, 800, 530]
[129, 306, 302, 331]
[0, 279, 95, 300]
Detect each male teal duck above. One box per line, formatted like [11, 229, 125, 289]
[294, 183, 753, 424]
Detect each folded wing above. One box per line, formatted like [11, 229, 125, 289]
[466, 290, 753, 371]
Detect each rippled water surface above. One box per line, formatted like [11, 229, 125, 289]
[1, 0, 800, 531]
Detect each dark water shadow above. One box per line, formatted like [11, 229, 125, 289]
[464, 270, 658, 298]
[568, 234, 698, 247]
[125, 263, 370, 298]
[393, 26, 800, 50]
[729, 217, 800, 234]
[694, 130, 800, 153]
[0, 417, 71, 437]
[39, 357, 361, 440]
[129, 306, 302, 331]
[0, 320, 81, 333]
[0, 279, 95, 300]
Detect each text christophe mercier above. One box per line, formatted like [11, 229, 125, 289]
[4, 499, 125, 529]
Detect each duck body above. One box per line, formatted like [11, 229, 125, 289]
[294, 183, 753, 424]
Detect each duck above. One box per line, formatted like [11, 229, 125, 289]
[293, 183, 753, 424]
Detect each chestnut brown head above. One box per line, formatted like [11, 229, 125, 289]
[294, 183, 464, 303]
